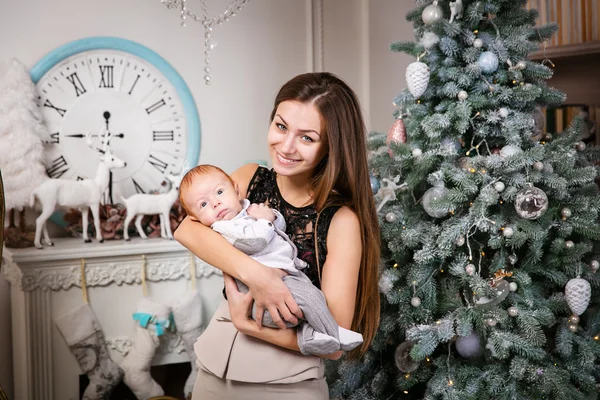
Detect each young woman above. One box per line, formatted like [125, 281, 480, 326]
[174, 72, 380, 399]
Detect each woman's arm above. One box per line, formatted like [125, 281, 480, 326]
[173, 163, 301, 328]
[226, 206, 362, 360]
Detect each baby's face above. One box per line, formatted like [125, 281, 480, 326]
[183, 172, 243, 226]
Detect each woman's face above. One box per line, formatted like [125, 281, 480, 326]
[267, 100, 327, 180]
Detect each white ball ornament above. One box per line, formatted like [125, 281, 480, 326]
[422, 186, 449, 218]
[473, 38, 483, 48]
[412, 148, 423, 157]
[456, 235, 465, 246]
[507, 306, 519, 317]
[561, 208, 572, 219]
[499, 108, 509, 118]
[502, 226, 514, 238]
[565, 277, 591, 316]
[590, 260, 599, 272]
[576, 141, 586, 151]
[385, 212, 397, 223]
[411, 297, 422, 307]
[533, 161, 544, 171]
[465, 264, 476, 276]
[494, 181, 505, 192]
[406, 61, 431, 98]
[478, 51, 499, 74]
[486, 318, 497, 327]
[568, 324, 578, 333]
[458, 90, 469, 101]
[455, 332, 484, 359]
[568, 315, 580, 324]
[422, 2, 443, 25]
[565, 240, 574, 249]
[499, 145, 522, 158]
[516, 60, 527, 70]
[509, 282, 518, 292]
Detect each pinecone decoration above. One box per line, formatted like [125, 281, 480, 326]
[405, 61, 430, 98]
[565, 277, 591, 316]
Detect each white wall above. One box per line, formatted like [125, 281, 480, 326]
[368, 0, 416, 134]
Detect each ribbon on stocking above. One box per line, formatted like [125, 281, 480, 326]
[132, 312, 175, 337]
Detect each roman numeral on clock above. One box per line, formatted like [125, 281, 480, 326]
[152, 130, 174, 141]
[50, 132, 59, 144]
[43, 99, 67, 117]
[46, 156, 69, 178]
[132, 179, 146, 194]
[147, 154, 168, 174]
[66, 72, 87, 97]
[99, 65, 114, 88]
[145, 99, 166, 114]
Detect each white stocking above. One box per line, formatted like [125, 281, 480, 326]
[122, 297, 173, 400]
[172, 290, 203, 399]
[55, 304, 123, 400]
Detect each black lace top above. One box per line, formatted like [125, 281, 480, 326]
[246, 167, 340, 289]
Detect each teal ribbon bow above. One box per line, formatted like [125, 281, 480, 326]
[132, 312, 175, 337]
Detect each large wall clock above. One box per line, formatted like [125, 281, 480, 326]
[31, 36, 200, 204]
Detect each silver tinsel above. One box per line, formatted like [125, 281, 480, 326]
[161, 0, 250, 84]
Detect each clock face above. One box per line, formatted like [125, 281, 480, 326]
[36, 49, 188, 201]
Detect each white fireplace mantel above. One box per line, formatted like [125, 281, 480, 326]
[3, 237, 223, 400]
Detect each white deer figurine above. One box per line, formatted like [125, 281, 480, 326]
[121, 173, 182, 240]
[31, 131, 126, 249]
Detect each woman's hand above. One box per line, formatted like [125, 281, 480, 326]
[241, 265, 302, 329]
[223, 273, 254, 332]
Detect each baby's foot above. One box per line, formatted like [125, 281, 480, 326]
[338, 327, 364, 351]
[298, 325, 341, 356]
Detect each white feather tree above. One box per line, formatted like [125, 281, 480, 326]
[0, 58, 48, 231]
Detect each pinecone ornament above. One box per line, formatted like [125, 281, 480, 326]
[387, 117, 407, 157]
[565, 277, 591, 316]
[406, 61, 430, 98]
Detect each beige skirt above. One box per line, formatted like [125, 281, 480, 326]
[192, 367, 329, 400]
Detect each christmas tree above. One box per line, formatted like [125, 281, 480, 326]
[329, 1, 600, 399]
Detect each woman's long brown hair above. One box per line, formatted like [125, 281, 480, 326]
[270, 72, 380, 359]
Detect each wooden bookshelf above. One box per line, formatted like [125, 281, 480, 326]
[530, 41, 600, 60]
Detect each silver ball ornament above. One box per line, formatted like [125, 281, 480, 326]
[516, 60, 527, 70]
[465, 264, 476, 276]
[494, 181, 505, 192]
[509, 282, 518, 292]
[455, 332, 484, 359]
[568, 315, 580, 324]
[503, 226, 514, 238]
[422, 186, 449, 218]
[576, 141, 586, 151]
[473, 38, 483, 48]
[486, 318, 497, 327]
[565, 240, 574, 249]
[385, 212, 397, 223]
[412, 148, 423, 157]
[590, 260, 599, 272]
[533, 161, 544, 171]
[411, 297, 422, 307]
[568, 324, 578, 333]
[422, 3, 443, 25]
[458, 90, 469, 101]
[507, 306, 519, 317]
[561, 208, 572, 219]
[499, 108, 509, 118]
[478, 51, 499, 74]
[456, 235, 465, 246]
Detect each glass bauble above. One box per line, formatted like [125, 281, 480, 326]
[422, 186, 448, 218]
[422, 3, 443, 25]
[394, 341, 420, 372]
[514, 183, 548, 220]
[478, 51, 499, 74]
[370, 174, 380, 194]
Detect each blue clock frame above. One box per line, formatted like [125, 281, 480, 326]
[31, 36, 201, 169]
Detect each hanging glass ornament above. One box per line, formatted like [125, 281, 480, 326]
[514, 183, 548, 220]
[455, 332, 484, 359]
[370, 174, 380, 194]
[565, 277, 591, 316]
[422, 183, 449, 218]
[422, 1, 443, 25]
[394, 341, 420, 373]
[532, 107, 546, 139]
[387, 117, 407, 157]
[478, 51, 499, 74]
[406, 61, 430, 98]
[475, 279, 510, 307]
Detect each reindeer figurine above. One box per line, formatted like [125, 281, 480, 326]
[31, 131, 126, 249]
[121, 173, 182, 240]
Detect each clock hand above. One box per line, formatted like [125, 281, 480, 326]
[103, 111, 111, 131]
[65, 133, 125, 138]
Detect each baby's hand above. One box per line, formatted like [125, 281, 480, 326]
[247, 203, 276, 222]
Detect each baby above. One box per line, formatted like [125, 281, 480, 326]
[178, 164, 363, 356]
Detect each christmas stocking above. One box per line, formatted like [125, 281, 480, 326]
[55, 303, 124, 400]
[122, 297, 173, 400]
[172, 290, 203, 399]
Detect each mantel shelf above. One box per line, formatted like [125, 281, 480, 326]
[529, 41, 600, 60]
[4, 236, 186, 265]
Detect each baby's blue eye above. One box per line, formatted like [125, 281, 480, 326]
[217, 189, 223, 195]
[201, 201, 207, 208]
